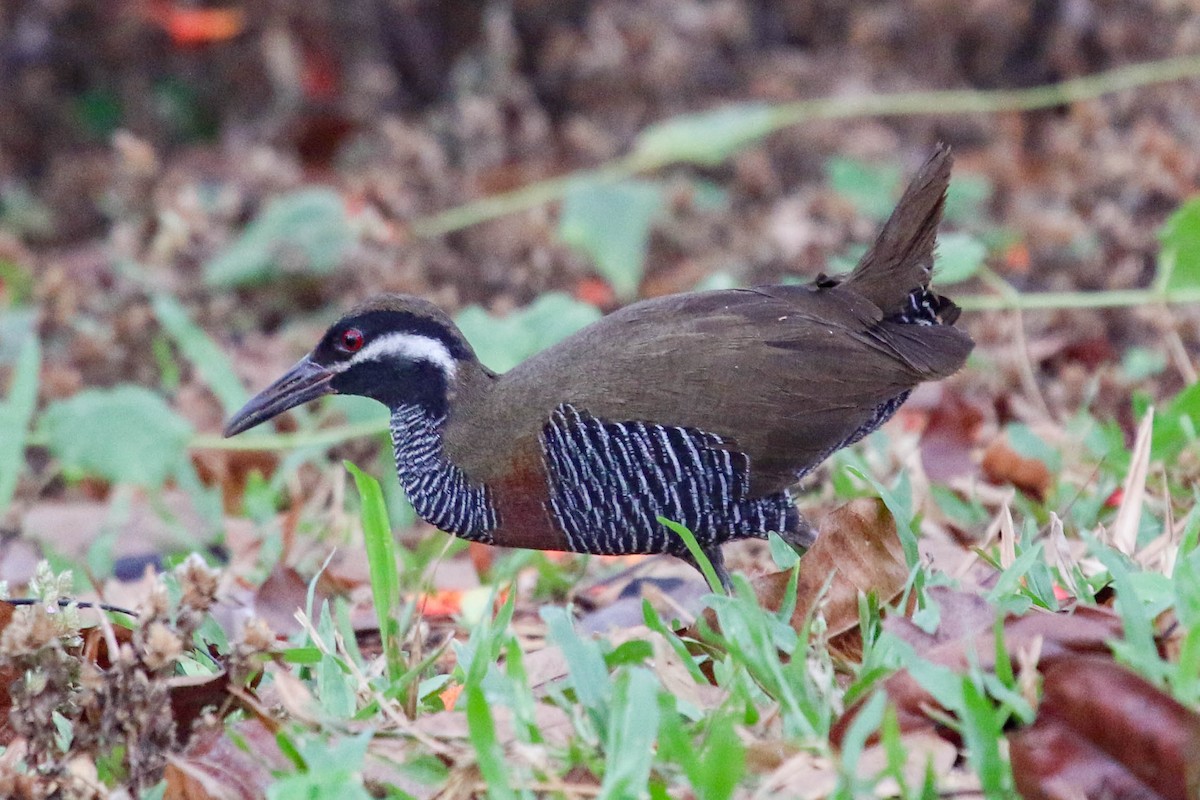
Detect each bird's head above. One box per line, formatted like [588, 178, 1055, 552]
[223, 295, 477, 437]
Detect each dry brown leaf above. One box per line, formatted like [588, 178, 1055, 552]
[414, 703, 574, 748]
[919, 389, 986, 483]
[753, 750, 837, 800]
[981, 437, 1052, 500]
[1010, 657, 1200, 800]
[264, 664, 322, 724]
[831, 593, 1125, 748]
[0, 602, 17, 745]
[252, 565, 325, 637]
[164, 721, 283, 800]
[167, 673, 234, 743]
[750, 498, 909, 658]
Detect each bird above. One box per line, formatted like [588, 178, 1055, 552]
[223, 145, 974, 590]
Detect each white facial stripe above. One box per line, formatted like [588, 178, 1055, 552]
[346, 333, 457, 378]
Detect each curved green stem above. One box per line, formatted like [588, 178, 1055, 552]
[407, 55, 1200, 238]
[189, 419, 389, 451]
[955, 286, 1200, 312]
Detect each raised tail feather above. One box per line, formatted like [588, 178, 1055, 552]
[844, 144, 954, 316]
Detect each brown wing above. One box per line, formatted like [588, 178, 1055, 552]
[451, 285, 971, 494]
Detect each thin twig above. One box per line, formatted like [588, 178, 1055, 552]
[1010, 309, 1056, 422]
[1157, 305, 1199, 385]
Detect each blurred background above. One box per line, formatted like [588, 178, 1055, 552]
[2, 0, 1200, 593]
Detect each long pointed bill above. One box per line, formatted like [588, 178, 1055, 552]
[223, 356, 336, 437]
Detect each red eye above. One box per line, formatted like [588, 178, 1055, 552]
[340, 328, 364, 352]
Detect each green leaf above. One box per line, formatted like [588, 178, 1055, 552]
[205, 188, 354, 287]
[1006, 423, 1061, 471]
[0, 259, 35, 305]
[559, 180, 666, 299]
[0, 307, 37, 364]
[38, 386, 192, 488]
[1153, 381, 1200, 461]
[466, 678, 517, 800]
[541, 606, 611, 715]
[345, 461, 405, 683]
[693, 713, 745, 800]
[1158, 195, 1200, 291]
[1121, 347, 1168, 382]
[455, 292, 601, 373]
[827, 157, 902, 221]
[598, 668, 660, 800]
[0, 332, 39, 512]
[1086, 535, 1162, 682]
[151, 294, 248, 415]
[1174, 548, 1200, 629]
[634, 103, 778, 166]
[836, 690, 887, 782]
[317, 653, 356, 719]
[604, 640, 653, 669]
[959, 673, 1012, 798]
[934, 232, 987, 285]
[986, 544, 1045, 605]
[767, 531, 801, 570]
[658, 517, 725, 594]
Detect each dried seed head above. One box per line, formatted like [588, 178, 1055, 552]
[175, 554, 220, 613]
[240, 617, 276, 652]
[142, 584, 170, 620]
[140, 622, 183, 672]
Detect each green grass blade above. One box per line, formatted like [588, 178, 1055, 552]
[658, 517, 726, 594]
[541, 606, 611, 716]
[151, 293, 248, 415]
[598, 667, 660, 800]
[466, 679, 518, 800]
[345, 460, 404, 683]
[847, 468, 919, 568]
[960, 672, 1013, 799]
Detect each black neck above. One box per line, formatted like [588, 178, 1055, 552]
[388, 405, 497, 541]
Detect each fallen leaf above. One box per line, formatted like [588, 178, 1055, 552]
[253, 565, 323, 637]
[168, 673, 235, 742]
[919, 390, 985, 483]
[0, 602, 17, 744]
[831, 593, 1125, 747]
[438, 684, 462, 711]
[574, 277, 616, 308]
[981, 437, 1052, 500]
[417, 589, 464, 618]
[1111, 408, 1153, 556]
[414, 703, 574, 749]
[147, 3, 246, 47]
[1010, 657, 1200, 800]
[752, 499, 910, 657]
[164, 721, 282, 800]
[1010, 715, 1165, 800]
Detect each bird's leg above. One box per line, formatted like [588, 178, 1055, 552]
[677, 545, 734, 593]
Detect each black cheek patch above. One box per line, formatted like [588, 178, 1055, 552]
[330, 359, 451, 418]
